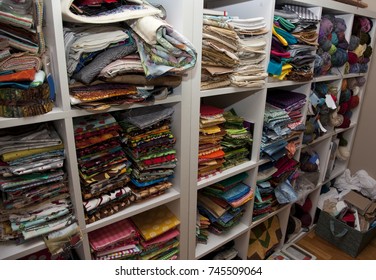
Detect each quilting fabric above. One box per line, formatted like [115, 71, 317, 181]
[247, 215, 282, 259]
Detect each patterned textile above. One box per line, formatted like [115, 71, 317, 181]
[247, 215, 282, 259]
[131, 205, 180, 241]
[88, 218, 139, 252]
[0, 52, 42, 72]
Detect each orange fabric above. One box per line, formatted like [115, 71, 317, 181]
[199, 149, 225, 159]
[0, 69, 36, 82]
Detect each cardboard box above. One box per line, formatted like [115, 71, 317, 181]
[343, 190, 373, 216]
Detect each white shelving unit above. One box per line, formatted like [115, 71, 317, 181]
[1, 0, 375, 260]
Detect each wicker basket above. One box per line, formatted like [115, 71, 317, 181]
[315, 211, 376, 257]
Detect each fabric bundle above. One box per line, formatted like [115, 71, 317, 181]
[88, 218, 141, 260]
[197, 172, 252, 235]
[228, 17, 269, 88]
[0, 123, 81, 256]
[347, 16, 373, 74]
[196, 213, 210, 244]
[261, 90, 306, 161]
[268, 5, 319, 82]
[0, 0, 54, 118]
[73, 113, 133, 224]
[201, 14, 239, 90]
[130, 205, 180, 260]
[113, 105, 175, 200]
[314, 14, 349, 76]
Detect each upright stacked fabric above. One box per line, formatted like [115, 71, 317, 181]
[201, 14, 239, 90]
[73, 113, 133, 224]
[0, 123, 80, 254]
[113, 105, 175, 202]
[196, 213, 210, 244]
[0, 0, 54, 117]
[228, 17, 269, 88]
[198, 172, 253, 235]
[261, 90, 306, 161]
[88, 218, 141, 260]
[198, 105, 226, 180]
[268, 5, 319, 82]
[131, 205, 180, 260]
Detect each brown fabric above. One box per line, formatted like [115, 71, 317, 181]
[103, 74, 182, 87]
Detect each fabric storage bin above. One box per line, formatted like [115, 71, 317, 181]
[315, 211, 376, 257]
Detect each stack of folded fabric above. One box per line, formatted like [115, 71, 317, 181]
[227, 17, 269, 88]
[0, 123, 80, 254]
[0, 0, 54, 117]
[201, 14, 239, 90]
[198, 105, 226, 180]
[197, 172, 253, 235]
[196, 213, 210, 245]
[315, 15, 349, 76]
[261, 90, 306, 161]
[88, 218, 141, 260]
[254, 163, 278, 220]
[348, 16, 373, 74]
[131, 205, 180, 260]
[113, 105, 175, 201]
[221, 109, 253, 169]
[268, 5, 319, 82]
[73, 113, 133, 224]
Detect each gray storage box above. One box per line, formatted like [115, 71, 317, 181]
[315, 211, 376, 257]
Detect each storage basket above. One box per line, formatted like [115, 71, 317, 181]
[315, 211, 376, 257]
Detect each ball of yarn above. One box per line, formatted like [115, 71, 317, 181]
[320, 38, 333, 52]
[331, 32, 339, 46]
[330, 110, 344, 127]
[314, 55, 323, 76]
[337, 31, 347, 42]
[331, 48, 348, 67]
[344, 62, 350, 74]
[320, 52, 332, 75]
[349, 95, 360, 109]
[340, 89, 351, 103]
[338, 40, 349, 50]
[356, 77, 366, 87]
[344, 110, 353, 119]
[359, 17, 373, 33]
[354, 44, 367, 57]
[363, 46, 373, 58]
[360, 32, 371, 45]
[300, 213, 312, 227]
[359, 63, 368, 73]
[338, 102, 349, 114]
[339, 136, 348, 146]
[338, 146, 351, 160]
[334, 18, 347, 33]
[338, 115, 351, 128]
[341, 79, 348, 91]
[349, 35, 360, 51]
[347, 51, 358, 64]
[315, 83, 328, 97]
[349, 63, 361, 73]
[347, 78, 357, 89]
[302, 198, 313, 213]
[358, 56, 370, 64]
[320, 17, 334, 36]
[305, 121, 315, 134]
[352, 86, 360, 96]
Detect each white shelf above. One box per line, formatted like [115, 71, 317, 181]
[0, 238, 46, 260]
[195, 223, 249, 259]
[197, 160, 258, 190]
[251, 204, 291, 228]
[200, 87, 264, 98]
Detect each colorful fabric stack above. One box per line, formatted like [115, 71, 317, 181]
[196, 213, 210, 245]
[315, 14, 349, 76]
[131, 205, 180, 260]
[0, 123, 80, 254]
[228, 17, 269, 88]
[0, 0, 54, 117]
[268, 5, 319, 82]
[88, 218, 141, 260]
[197, 172, 253, 235]
[113, 105, 175, 201]
[201, 14, 239, 90]
[261, 90, 306, 161]
[348, 16, 373, 74]
[73, 113, 133, 224]
[222, 109, 253, 169]
[198, 105, 226, 180]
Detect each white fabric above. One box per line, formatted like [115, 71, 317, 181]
[129, 16, 170, 45]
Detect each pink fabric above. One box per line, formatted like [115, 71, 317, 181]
[140, 228, 180, 248]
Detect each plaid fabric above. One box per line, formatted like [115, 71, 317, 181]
[88, 218, 138, 251]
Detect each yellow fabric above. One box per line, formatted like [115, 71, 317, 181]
[131, 205, 180, 241]
[199, 125, 222, 135]
[272, 25, 288, 46]
[1, 143, 64, 162]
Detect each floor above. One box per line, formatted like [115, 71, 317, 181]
[296, 230, 376, 260]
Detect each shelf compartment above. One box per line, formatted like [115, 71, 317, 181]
[85, 188, 180, 233]
[251, 204, 291, 228]
[195, 222, 249, 259]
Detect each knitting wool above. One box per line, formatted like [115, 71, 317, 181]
[349, 35, 360, 51]
[363, 46, 373, 58]
[347, 52, 358, 64]
[331, 48, 348, 67]
[334, 18, 347, 33]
